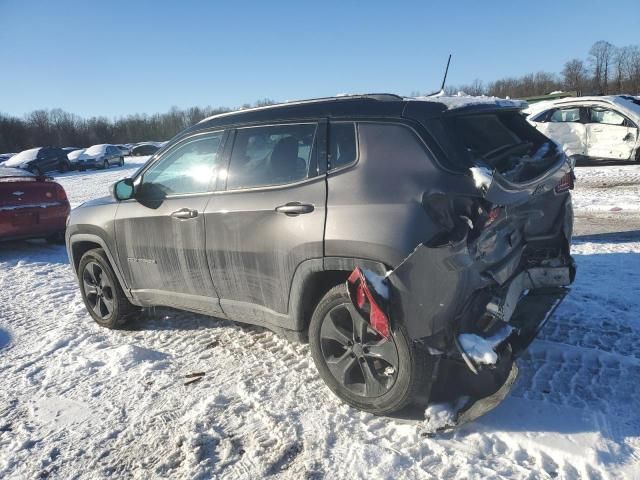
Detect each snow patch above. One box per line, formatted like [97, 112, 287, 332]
[458, 324, 514, 366]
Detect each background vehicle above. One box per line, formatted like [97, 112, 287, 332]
[0, 166, 70, 242]
[115, 144, 131, 156]
[130, 143, 160, 156]
[4, 147, 71, 174]
[66, 94, 574, 417]
[80, 144, 124, 170]
[62, 147, 82, 153]
[0, 153, 16, 164]
[526, 95, 640, 163]
[67, 148, 90, 170]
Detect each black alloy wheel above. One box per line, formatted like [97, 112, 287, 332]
[320, 302, 399, 397]
[82, 261, 115, 320]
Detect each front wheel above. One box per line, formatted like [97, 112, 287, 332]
[309, 284, 430, 415]
[102, 159, 108, 169]
[119, 157, 124, 167]
[78, 248, 136, 328]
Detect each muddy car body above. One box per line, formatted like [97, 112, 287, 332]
[66, 94, 575, 420]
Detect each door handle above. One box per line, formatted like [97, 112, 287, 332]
[275, 202, 314, 216]
[623, 132, 634, 142]
[171, 208, 198, 219]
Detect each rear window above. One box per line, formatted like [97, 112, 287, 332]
[227, 124, 317, 190]
[436, 110, 560, 180]
[329, 122, 357, 169]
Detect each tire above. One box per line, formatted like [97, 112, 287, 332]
[119, 157, 124, 167]
[58, 161, 70, 173]
[78, 248, 136, 328]
[102, 160, 108, 170]
[309, 284, 429, 415]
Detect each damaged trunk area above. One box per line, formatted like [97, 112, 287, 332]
[344, 116, 575, 428]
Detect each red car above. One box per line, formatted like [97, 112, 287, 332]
[0, 167, 70, 242]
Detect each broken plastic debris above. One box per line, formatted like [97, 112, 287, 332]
[457, 324, 514, 367]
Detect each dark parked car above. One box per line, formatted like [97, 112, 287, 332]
[0, 167, 70, 242]
[66, 94, 575, 419]
[130, 143, 160, 156]
[4, 147, 71, 174]
[75, 144, 124, 171]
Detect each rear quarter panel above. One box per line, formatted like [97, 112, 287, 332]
[325, 122, 451, 268]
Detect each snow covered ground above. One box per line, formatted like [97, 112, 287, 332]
[0, 160, 639, 479]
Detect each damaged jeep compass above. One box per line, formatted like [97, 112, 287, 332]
[66, 94, 575, 421]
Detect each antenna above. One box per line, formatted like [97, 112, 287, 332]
[425, 54, 452, 97]
[440, 54, 452, 92]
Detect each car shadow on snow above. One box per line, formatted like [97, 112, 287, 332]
[0, 328, 10, 350]
[574, 229, 640, 244]
[120, 306, 235, 334]
[0, 240, 68, 265]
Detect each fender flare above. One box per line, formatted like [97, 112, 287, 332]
[67, 233, 133, 300]
[287, 256, 388, 332]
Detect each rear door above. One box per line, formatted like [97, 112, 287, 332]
[536, 106, 587, 158]
[114, 130, 227, 315]
[203, 122, 326, 327]
[586, 107, 637, 160]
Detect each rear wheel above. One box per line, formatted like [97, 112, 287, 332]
[78, 248, 136, 328]
[309, 284, 429, 414]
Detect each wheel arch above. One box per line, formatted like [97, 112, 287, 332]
[288, 257, 389, 341]
[67, 233, 133, 300]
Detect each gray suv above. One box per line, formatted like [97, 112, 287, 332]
[66, 94, 575, 419]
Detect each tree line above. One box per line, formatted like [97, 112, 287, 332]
[0, 100, 275, 154]
[3, 40, 640, 154]
[441, 40, 640, 99]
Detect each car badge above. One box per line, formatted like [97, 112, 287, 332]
[12, 191, 24, 196]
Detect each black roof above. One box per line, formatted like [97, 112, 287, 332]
[186, 93, 525, 137]
[187, 94, 450, 134]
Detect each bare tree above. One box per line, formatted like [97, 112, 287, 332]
[589, 40, 615, 94]
[614, 46, 630, 93]
[561, 58, 588, 93]
[624, 46, 640, 94]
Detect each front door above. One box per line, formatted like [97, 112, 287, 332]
[203, 123, 326, 328]
[114, 130, 228, 316]
[586, 107, 638, 160]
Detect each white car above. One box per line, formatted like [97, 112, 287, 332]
[525, 95, 640, 163]
[67, 148, 90, 170]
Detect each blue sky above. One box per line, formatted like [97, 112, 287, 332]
[1, 0, 638, 118]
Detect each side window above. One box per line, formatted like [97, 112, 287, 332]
[590, 108, 625, 126]
[549, 108, 581, 123]
[329, 122, 357, 169]
[226, 123, 316, 190]
[140, 131, 225, 196]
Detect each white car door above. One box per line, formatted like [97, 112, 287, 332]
[586, 107, 638, 160]
[535, 107, 587, 158]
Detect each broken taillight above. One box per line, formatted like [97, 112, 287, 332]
[347, 268, 391, 339]
[555, 172, 574, 193]
[484, 206, 502, 228]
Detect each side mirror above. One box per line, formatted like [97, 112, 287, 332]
[112, 178, 135, 201]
